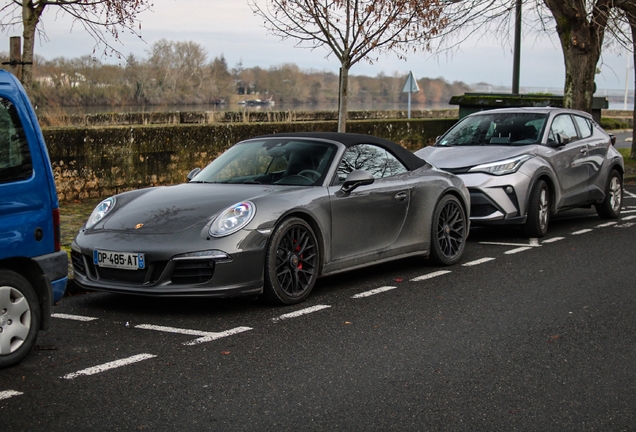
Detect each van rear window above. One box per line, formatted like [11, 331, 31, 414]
[0, 97, 32, 183]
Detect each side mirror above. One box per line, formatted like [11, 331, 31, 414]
[557, 133, 571, 145]
[609, 133, 617, 146]
[187, 168, 201, 181]
[341, 170, 374, 193]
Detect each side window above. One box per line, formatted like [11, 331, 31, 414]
[573, 115, 593, 139]
[548, 114, 578, 144]
[337, 144, 407, 182]
[0, 97, 32, 183]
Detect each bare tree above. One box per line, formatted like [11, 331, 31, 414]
[542, 0, 613, 112]
[0, 0, 152, 92]
[250, 0, 447, 132]
[605, 1, 636, 159]
[436, 0, 621, 113]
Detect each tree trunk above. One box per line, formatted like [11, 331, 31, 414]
[21, 1, 45, 94]
[632, 50, 635, 160]
[543, 0, 609, 113]
[560, 37, 599, 113]
[628, 10, 636, 160]
[337, 64, 349, 133]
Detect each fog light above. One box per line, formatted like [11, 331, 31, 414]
[505, 186, 514, 194]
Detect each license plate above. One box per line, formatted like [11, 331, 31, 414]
[93, 250, 145, 270]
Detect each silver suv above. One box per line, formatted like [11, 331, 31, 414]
[416, 107, 624, 237]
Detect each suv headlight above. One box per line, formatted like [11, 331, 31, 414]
[468, 155, 533, 176]
[209, 201, 256, 237]
[85, 197, 116, 229]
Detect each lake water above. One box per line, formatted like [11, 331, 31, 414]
[36, 99, 632, 116]
[37, 102, 455, 116]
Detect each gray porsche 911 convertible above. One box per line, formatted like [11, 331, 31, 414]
[71, 132, 469, 304]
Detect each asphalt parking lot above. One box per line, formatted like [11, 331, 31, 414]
[2, 185, 636, 431]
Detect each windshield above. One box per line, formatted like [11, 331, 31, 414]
[191, 138, 337, 186]
[438, 112, 548, 147]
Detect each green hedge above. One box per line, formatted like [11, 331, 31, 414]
[44, 118, 457, 201]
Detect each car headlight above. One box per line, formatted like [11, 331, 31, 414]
[468, 155, 533, 176]
[85, 197, 116, 229]
[209, 201, 256, 237]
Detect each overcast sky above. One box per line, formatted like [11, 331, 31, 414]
[16, 0, 635, 93]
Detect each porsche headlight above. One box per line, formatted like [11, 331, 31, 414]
[85, 197, 116, 229]
[209, 201, 256, 237]
[468, 155, 533, 176]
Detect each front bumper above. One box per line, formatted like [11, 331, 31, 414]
[459, 172, 532, 225]
[71, 228, 269, 297]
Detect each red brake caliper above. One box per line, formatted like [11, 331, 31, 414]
[294, 240, 303, 270]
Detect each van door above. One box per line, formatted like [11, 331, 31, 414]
[0, 95, 54, 260]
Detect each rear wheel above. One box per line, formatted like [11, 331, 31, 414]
[264, 218, 319, 305]
[0, 270, 41, 369]
[429, 195, 467, 266]
[523, 180, 550, 238]
[596, 170, 623, 219]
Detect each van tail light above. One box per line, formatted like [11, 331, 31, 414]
[53, 208, 61, 252]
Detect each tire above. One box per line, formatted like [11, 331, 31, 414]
[264, 218, 319, 305]
[596, 170, 623, 219]
[523, 179, 550, 238]
[0, 270, 41, 369]
[429, 195, 467, 266]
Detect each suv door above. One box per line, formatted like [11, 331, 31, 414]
[545, 114, 589, 207]
[573, 114, 610, 199]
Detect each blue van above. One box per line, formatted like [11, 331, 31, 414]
[0, 69, 67, 368]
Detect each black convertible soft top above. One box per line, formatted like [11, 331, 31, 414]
[252, 132, 427, 171]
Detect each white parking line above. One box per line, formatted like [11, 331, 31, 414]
[624, 190, 636, 199]
[52, 313, 98, 322]
[352, 286, 397, 298]
[0, 390, 23, 401]
[410, 270, 451, 282]
[622, 215, 636, 221]
[596, 222, 618, 228]
[542, 237, 565, 243]
[621, 209, 636, 214]
[504, 246, 533, 255]
[273, 305, 331, 322]
[62, 354, 157, 380]
[480, 241, 540, 247]
[571, 229, 593, 235]
[462, 257, 496, 267]
[135, 324, 252, 346]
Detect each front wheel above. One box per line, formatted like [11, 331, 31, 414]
[264, 218, 319, 305]
[596, 170, 623, 219]
[523, 179, 550, 238]
[0, 270, 41, 369]
[429, 195, 467, 266]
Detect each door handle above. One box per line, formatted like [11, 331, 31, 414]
[394, 191, 408, 202]
[580, 148, 587, 154]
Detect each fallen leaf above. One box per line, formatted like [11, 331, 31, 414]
[221, 351, 231, 355]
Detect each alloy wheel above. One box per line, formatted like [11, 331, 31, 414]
[608, 175, 622, 212]
[435, 198, 466, 260]
[274, 224, 318, 298]
[538, 187, 549, 231]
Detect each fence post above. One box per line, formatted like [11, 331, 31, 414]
[9, 36, 22, 81]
